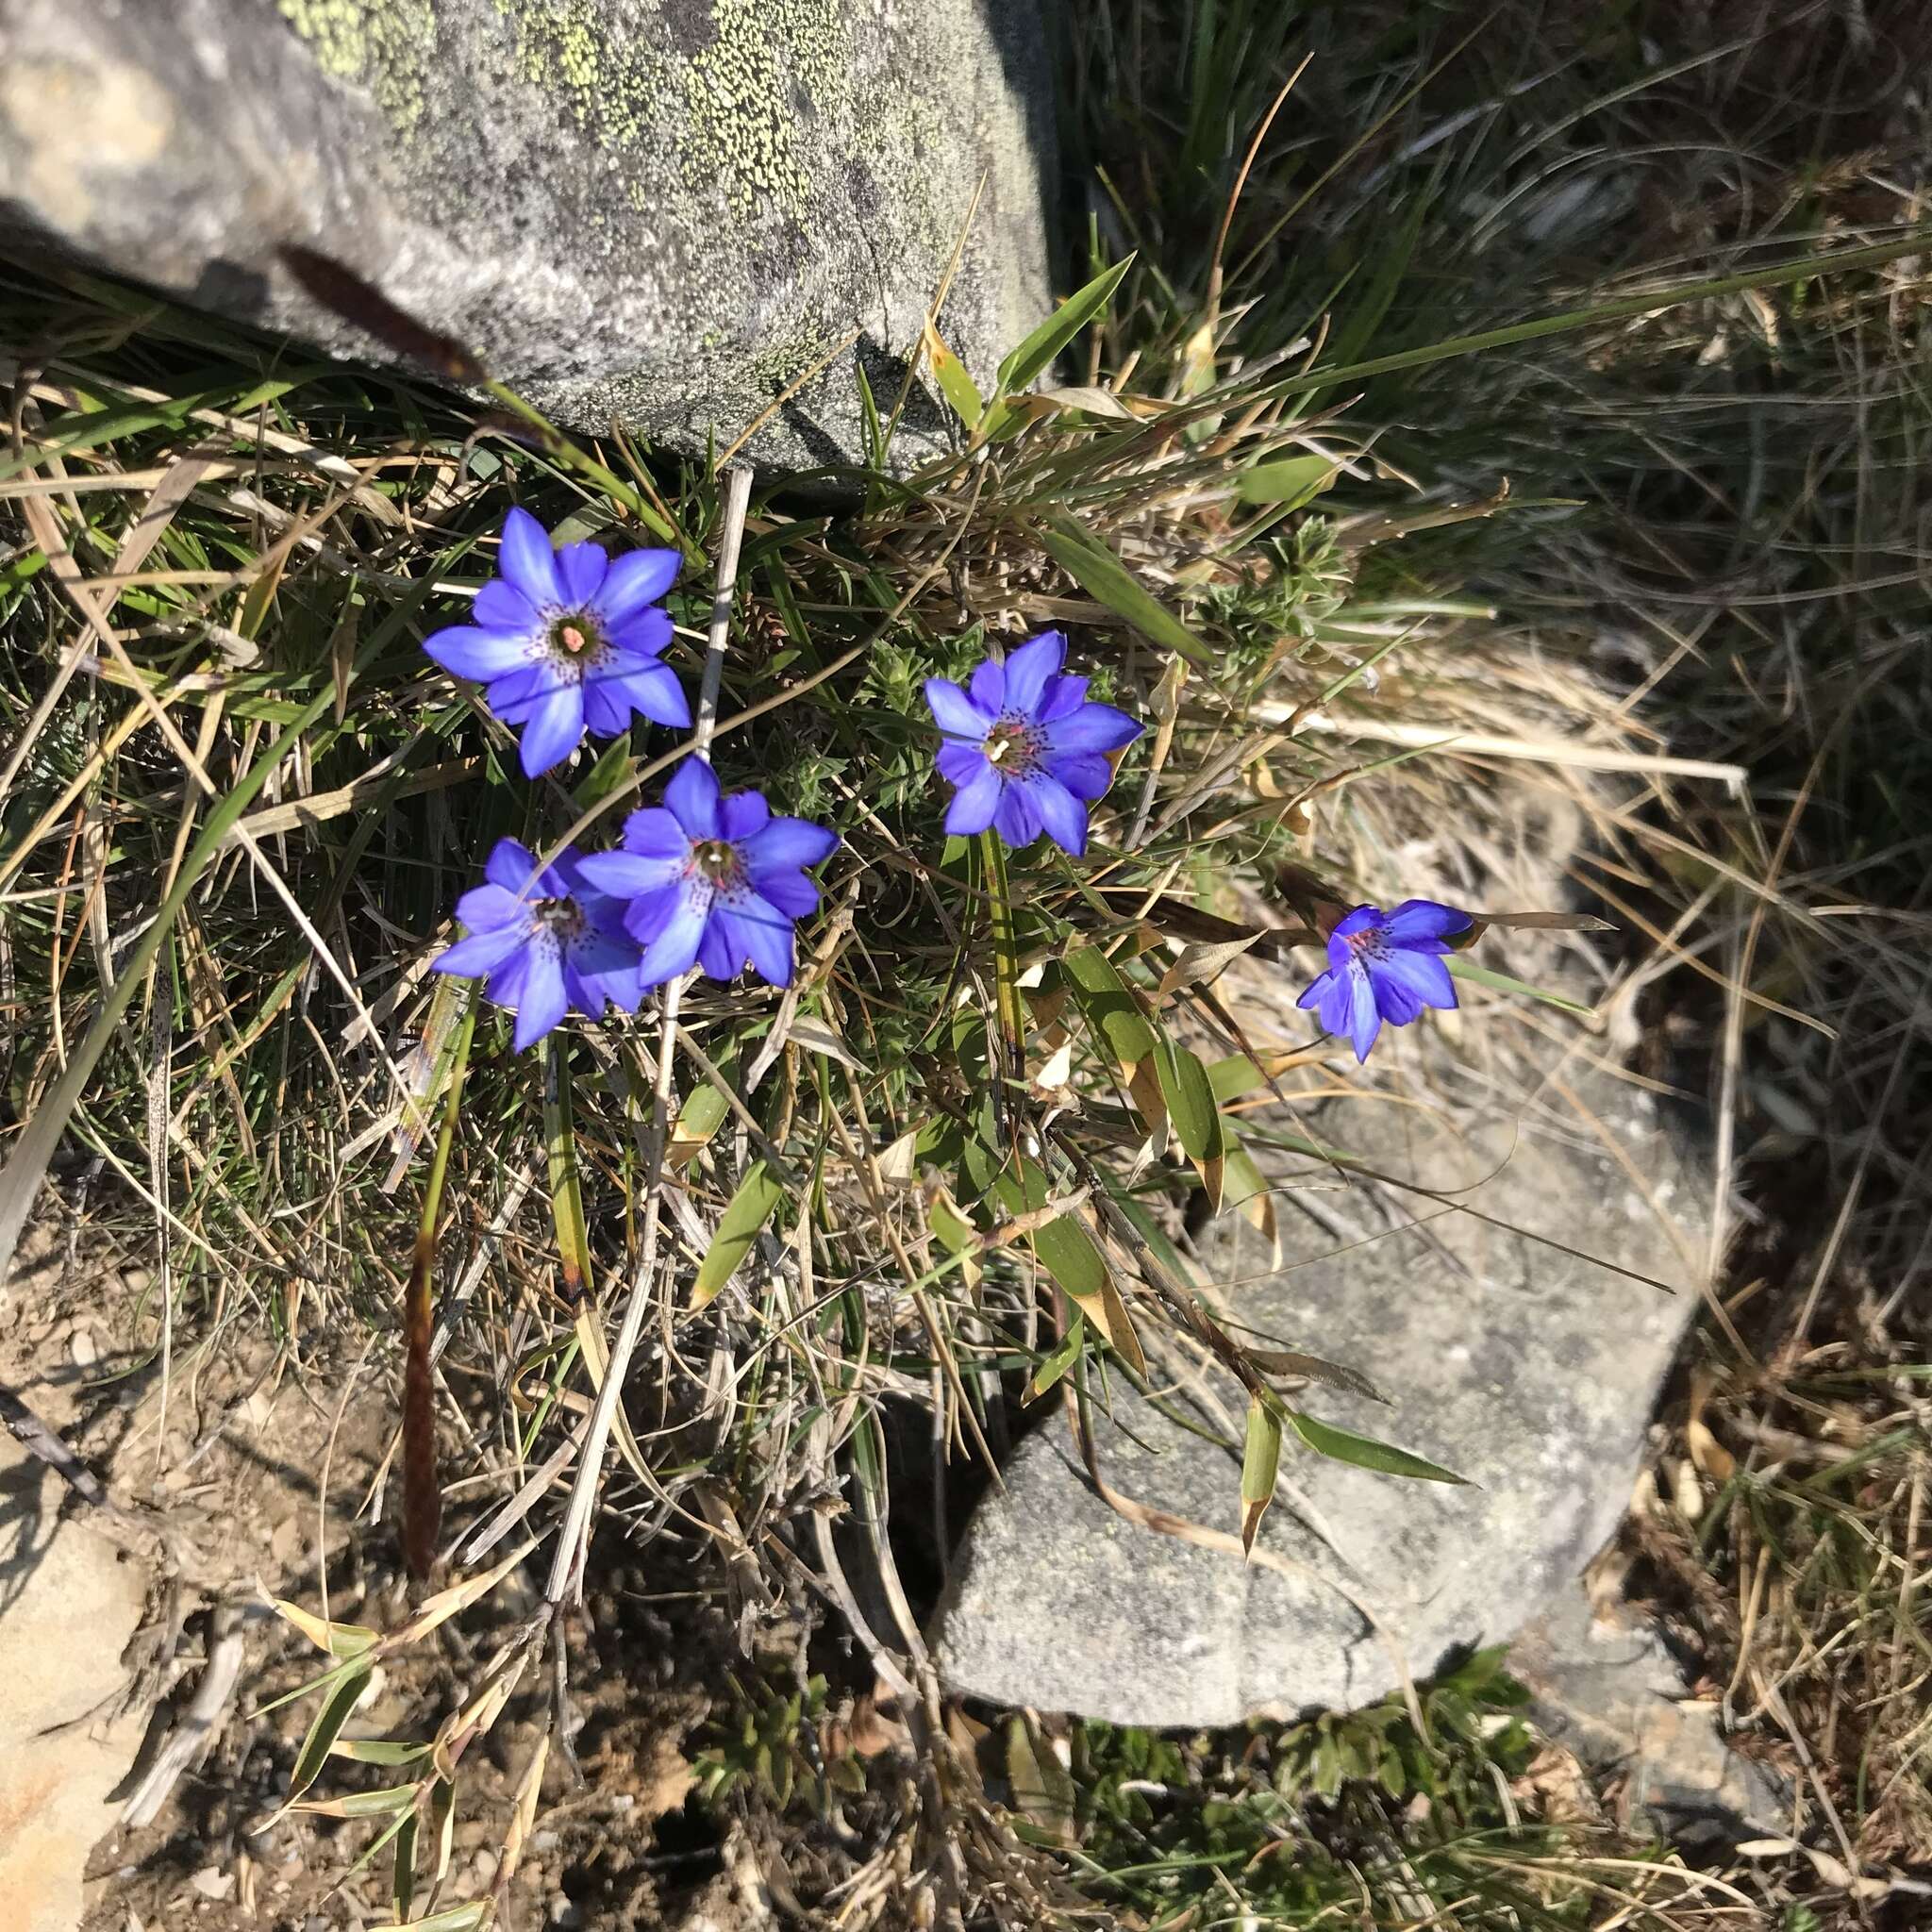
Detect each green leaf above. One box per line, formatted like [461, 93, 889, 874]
[1064, 945, 1158, 1066]
[1241, 1395, 1283, 1555]
[397, 1906, 493, 1932]
[1030, 1314, 1086, 1399]
[1152, 1037, 1225, 1165]
[330, 1738, 433, 1767]
[1285, 1409, 1467, 1485]
[691, 1159, 785, 1309]
[924, 320, 984, 426]
[668, 1073, 733, 1169]
[1237, 455, 1338, 508]
[544, 1040, 592, 1300]
[1447, 955, 1595, 1017]
[1035, 512, 1210, 666]
[992, 1158, 1144, 1374]
[573, 732, 636, 808]
[993, 256, 1135, 401]
[287, 1662, 371, 1803]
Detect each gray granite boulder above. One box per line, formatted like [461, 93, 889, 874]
[0, 0, 1058, 469]
[933, 1052, 1704, 1727]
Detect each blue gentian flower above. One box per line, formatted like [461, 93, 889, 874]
[1297, 900, 1474, 1062]
[423, 507, 691, 778]
[430, 838, 645, 1052]
[576, 759, 838, 989]
[924, 629, 1141, 856]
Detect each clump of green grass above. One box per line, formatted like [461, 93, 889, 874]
[5, 3, 1927, 1925]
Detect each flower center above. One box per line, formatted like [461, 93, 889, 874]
[545, 609, 608, 678]
[691, 838, 745, 894]
[984, 714, 1045, 777]
[534, 895, 586, 941]
[1342, 923, 1391, 961]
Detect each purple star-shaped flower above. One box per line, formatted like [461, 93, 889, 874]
[1296, 900, 1474, 1062]
[430, 838, 646, 1052]
[924, 629, 1141, 856]
[423, 507, 691, 778]
[576, 759, 838, 990]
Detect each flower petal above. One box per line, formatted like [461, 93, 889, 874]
[1371, 967, 1424, 1026]
[730, 894, 796, 986]
[1373, 945, 1457, 1012]
[1039, 674, 1090, 721]
[937, 742, 991, 787]
[743, 815, 838, 872]
[581, 675, 635, 736]
[485, 838, 545, 895]
[1381, 898, 1474, 945]
[925, 677, 990, 742]
[992, 779, 1042, 847]
[1041, 750, 1113, 801]
[604, 606, 674, 659]
[474, 578, 540, 633]
[555, 540, 608, 607]
[563, 925, 643, 1017]
[637, 883, 708, 984]
[968, 658, 1005, 714]
[1003, 630, 1066, 715]
[601, 654, 691, 729]
[576, 849, 685, 897]
[424, 624, 533, 682]
[1044, 700, 1141, 754]
[517, 682, 585, 777]
[697, 911, 741, 979]
[619, 807, 693, 862]
[453, 881, 522, 931]
[434, 924, 526, 978]
[498, 507, 560, 606]
[1029, 775, 1089, 856]
[1296, 965, 1337, 1013]
[1346, 965, 1382, 1062]
[482, 663, 556, 724]
[720, 789, 771, 842]
[663, 758, 722, 838]
[744, 865, 817, 918]
[511, 948, 570, 1053]
[1313, 969, 1357, 1041]
[620, 883, 685, 946]
[594, 547, 681, 625]
[1331, 905, 1384, 941]
[943, 763, 1003, 837]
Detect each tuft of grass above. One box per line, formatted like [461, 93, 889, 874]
[4, 1, 1928, 1925]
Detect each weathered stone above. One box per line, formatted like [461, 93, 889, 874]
[0, 1432, 148, 1932]
[0, 0, 1058, 469]
[933, 1051, 1704, 1727]
[1512, 1586, 1790, 1846]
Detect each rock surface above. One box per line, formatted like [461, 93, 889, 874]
[933, 1054, 1704, 1727]
[0, 0, 1058, 469]
[0, 1432, 148, 1932]
[1512, 1586, 1790, 1845]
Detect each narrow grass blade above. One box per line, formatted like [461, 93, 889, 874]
[692, 1160, 785, 1310]
[1285, 1409, 1467, 1485]
[404, 992, 475, 1582]
[1035, 512, 1210, 667]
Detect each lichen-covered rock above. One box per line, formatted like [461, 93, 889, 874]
[0, 0, 1058, 468]
[932, 1054, 1704, 1727]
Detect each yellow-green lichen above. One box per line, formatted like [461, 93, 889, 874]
[750, 325, 846, 394]
[492, 0, 670, 158]
[276, 0, 435, 134]
[681, 0, 846, 222]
